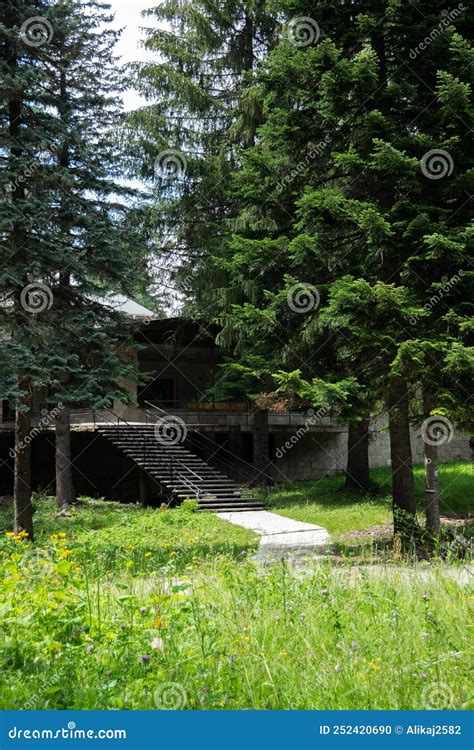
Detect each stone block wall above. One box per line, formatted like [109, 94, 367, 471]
[272, 425, 471, 481]
[273, 431, 348, 481]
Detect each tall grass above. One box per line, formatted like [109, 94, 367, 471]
[0, 464, 471, 710]
[266, 461, 473, 538]
[0, 533, 471, 710]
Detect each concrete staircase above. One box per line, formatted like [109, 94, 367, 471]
[96, 424, 266, 512]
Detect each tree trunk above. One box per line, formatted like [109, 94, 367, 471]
[8, 9, 33, 541]
[388, 377, 417, 537]
[423, 393, 440, 536]
[345, 417, 370, 490]
[13, 382, 34, 540]
[253, 408, 270, 485]
[243, 13, 256, 147]
[55, 405, 76, 511]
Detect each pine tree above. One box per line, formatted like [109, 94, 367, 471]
[179, 0, 473, 537]
[126, 0, 277, 311]
[1, 0, 149, 528]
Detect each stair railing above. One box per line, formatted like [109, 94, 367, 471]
[143, 404, 205, 490]
[70, 406, 149, 476]
[176, 472, 202, 498]
[69, 407, 203, 499]
[144, 400, 274, 487]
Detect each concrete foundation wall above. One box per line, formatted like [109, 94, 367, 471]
[273, 431, 348, 481]
[0, 422, 471, 500]
[368, 426, 470, 469]
[272, 426, 471, 481]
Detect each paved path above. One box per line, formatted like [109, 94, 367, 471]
[217, 510, 330, 562]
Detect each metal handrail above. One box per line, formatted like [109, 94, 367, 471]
[176, 472, 201, 498]
[144, 402, 255, 481]
[69, 406, 203, 497]
[144, 409, 204, 487]
[144, 400, 274, 484]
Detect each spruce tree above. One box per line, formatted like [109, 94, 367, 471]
[126, 0, 277, 310]
[1, 0, 57, 538]
[176, 0, 473, 537]
[42, 0, 147, 510]
[1, 0, 149, 528]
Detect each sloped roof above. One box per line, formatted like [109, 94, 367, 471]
[100, 294, 157, 319]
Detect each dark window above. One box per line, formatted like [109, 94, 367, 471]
[268, 433, 277, 461]
[138, 378, 176, 408]
[1, 400, 15, 422]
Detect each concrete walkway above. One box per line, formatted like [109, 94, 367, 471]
[217, 510, 330, 562]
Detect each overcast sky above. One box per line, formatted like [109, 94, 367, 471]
[108, 1, 180, 310]
[109, 0, 157, 111]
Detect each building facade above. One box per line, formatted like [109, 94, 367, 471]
[0, 314, 471, 502]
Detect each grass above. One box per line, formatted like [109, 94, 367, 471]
[0, 541, 471, 709]
[0, 496, 259, 573]
[0, 463, 471, 710]
[265, 461, 473, 541]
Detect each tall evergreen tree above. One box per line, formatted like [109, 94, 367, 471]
[126, 0, 277, 310]
[1, 0, 149, 529]
[1, 0, 56, 538]
[177, 0, 473, 536]
[42, 0, 147, 510]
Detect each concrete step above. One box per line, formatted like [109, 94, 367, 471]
[198, 504, 266, 512]
[197, 497, 262, 506]
[97, 424, 265, 513]
[113, 449, 213, 469]
[139, 472, 236, 488]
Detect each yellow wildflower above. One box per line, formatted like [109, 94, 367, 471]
[144, 551, 152, 558]
[58, 549, 73, 559]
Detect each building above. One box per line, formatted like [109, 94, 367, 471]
[0, 303, 470, 509]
